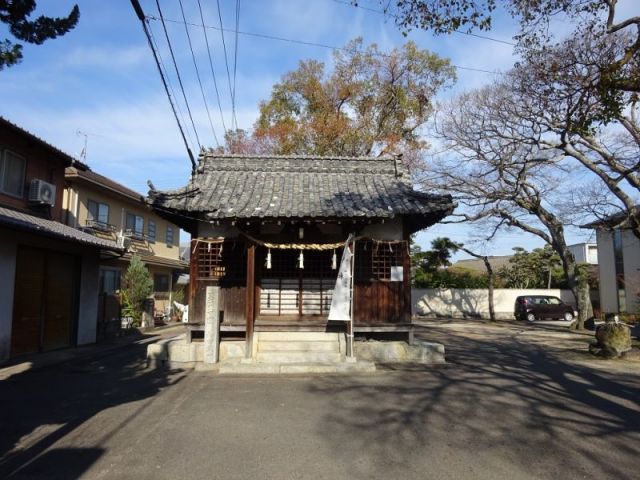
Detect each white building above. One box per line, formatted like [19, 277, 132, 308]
[583, 210, 640, 314]
[567, 243, 598, 265]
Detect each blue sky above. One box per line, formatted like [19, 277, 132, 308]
[2, 0, 634, 256]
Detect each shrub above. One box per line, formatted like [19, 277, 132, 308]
[122, 255, 153, 324]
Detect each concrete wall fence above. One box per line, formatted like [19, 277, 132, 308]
[412, 288, 577, 320]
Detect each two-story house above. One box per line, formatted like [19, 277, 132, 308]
[0, 117, 122, 362]
[63, 162, 188, 317]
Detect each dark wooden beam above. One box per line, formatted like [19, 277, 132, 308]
[189, 239, 198, 322]
[245, 244, 256, 358]
[402, 240, 412, 323]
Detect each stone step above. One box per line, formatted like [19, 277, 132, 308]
[218, 361, 376, 375]
[257, 340, 339, 352]
[255, 351, 343, 364]
[257, 332, 341, 342]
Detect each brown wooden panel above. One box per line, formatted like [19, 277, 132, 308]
[42, 251, 75, 351]
[354, 281, 405, 325]
[220, 286, 247, 325]
[11, 247, 46, 356]
[246, 245, 256, 356]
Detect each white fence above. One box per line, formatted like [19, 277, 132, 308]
[411, 288, 577, 320]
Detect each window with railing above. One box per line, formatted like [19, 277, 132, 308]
[87, 199, 113, 231]
[125, 213, 145, 240]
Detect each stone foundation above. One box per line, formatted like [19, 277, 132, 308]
[146, 335, 245, 368]
[147, 334, 445, 369]
[354, 339, 445, 363]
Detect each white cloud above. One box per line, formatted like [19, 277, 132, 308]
[62, 45, 150, 70]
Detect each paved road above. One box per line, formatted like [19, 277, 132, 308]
[1, 323, 638, 480]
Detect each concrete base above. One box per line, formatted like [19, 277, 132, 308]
[146, 334, 445, 373]
[146, 335, 245, 368]
[218, 360, 376, 375]
[354, 339, 445, 363]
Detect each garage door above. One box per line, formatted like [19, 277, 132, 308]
[10, 247, 78, 356]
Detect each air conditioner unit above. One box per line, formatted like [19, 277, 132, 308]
[28, 179, 56, 206]
[116, 234, 132, 250]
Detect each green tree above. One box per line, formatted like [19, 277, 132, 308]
[1, 0, 79, 70]
[376, 0, 639, 128]
[225, 38, 455, 163]
[420, 237, 458, 271]
[122, 254, 153, 325]
[413, 236, 497, 320]
[497, 246, 566, 289]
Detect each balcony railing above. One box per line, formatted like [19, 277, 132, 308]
[84, 219, 117, 233]
[124, 228, 148, 242]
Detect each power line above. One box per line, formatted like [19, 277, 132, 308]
[129, 0, 196, 172]
[145, 15, 502, 75]
[154, 0, 202, 150]
[177, 0, 220, 147]
[232, 0, 241, 131]
[216, 0, 237, 130]
[328, 0, 517, 47]
[196, 0, 228, 135]
[147, 19, 198, 155]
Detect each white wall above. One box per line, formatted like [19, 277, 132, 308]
[77, 252, 100, 345]
[596, 230, 640, 314]
[621, 230, 640, 313]
[412, 288, 576, 320]
[0, 236, 17, 362]
[597, 230, 618, 313]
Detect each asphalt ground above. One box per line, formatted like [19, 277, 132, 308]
[0, 322, 638, 480]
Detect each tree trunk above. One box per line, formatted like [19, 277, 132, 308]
[546, 222, 593, 330]
[483, 256, 496, 322]
[566, 263, 593, 330]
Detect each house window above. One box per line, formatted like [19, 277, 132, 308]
[166, 226, 174, 247]
[87, 199, 109, 227]
[153, 274, 170, 293]
[148, 220, 156, 242]
[99, 268, 121, 294]
[126, 213, 144, 239]
[613, 230, 626, 312]
[0, 149, 26, 197]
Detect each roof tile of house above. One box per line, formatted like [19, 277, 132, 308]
[0, 206, 122, 250]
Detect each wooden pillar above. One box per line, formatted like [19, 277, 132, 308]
[402, 240, 414, 344]
[402, 240, 412, 322]
[245, 244, 256, 358]
[189, 239, 198, 323]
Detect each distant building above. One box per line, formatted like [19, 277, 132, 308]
[582, 209, 639, 314]
[63, 162, 188, 316]
[567, 242, 598, 265]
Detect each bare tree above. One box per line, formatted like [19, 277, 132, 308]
[424, 83, 594, 328]
[507, 32, 640, 237]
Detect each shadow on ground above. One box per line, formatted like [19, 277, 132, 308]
[0, 341, 186, 479]
[309, 325, 640, 479]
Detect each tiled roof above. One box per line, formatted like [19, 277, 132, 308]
[0, 117, 77, 165]
[581, 206, 640, 229]
[0, 206, 123, 251]
[66, 165, 144, 202]
[148, 154, 454, 224]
